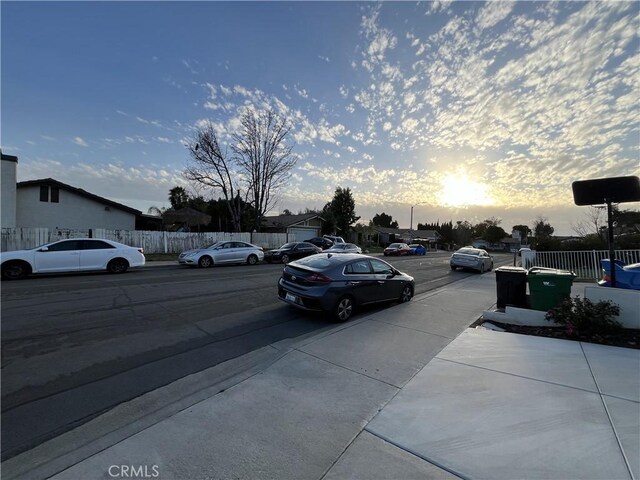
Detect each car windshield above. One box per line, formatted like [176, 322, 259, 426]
[409, 244, 419, 248]
[388, 243, 402, 248]
[205, 242, 224, 249]
[279, 243, 296, 249]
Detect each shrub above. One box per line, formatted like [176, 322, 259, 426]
[545, 296, 622, 337]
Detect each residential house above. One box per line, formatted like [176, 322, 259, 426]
[16, 178, 141, 231]
[261, 213, 324, 241]
[1, 152, 18, 228]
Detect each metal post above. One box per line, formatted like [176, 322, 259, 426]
[410, 206, 414, 234]
[606, 199, 616, 288]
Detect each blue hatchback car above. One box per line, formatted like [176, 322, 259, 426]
[408, 244, 427, 255]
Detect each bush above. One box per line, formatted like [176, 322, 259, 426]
[545, 296, 622, 337]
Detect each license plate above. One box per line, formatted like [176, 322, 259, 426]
[285, 293, 298, 303]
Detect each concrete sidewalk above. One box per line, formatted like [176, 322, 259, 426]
[4, 273, 638, 480]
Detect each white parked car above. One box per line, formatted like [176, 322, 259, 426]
[1, 238, 145, 280]
[178, 241, 264, 268]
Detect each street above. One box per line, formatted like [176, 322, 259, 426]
[1, 252, 512, 459]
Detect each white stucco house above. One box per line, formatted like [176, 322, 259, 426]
[262, 213, 324, 239]
[1, 152, 18, 228]
[15, 178, 141, 231]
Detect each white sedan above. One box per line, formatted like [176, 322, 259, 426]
[178, 241, 264, 267]
[1, 238, 145, 280]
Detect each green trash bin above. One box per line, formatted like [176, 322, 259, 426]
[527, 267, 576, 311]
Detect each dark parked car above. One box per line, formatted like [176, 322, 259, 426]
[599, 259, 640, 290]
[278, 253, 414, 322]
[304, 237, 334, 250]
[264, 242, 322, 264]
[383, 243, 411, 256]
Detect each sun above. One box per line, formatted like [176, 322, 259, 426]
[438, 174, 494, 207]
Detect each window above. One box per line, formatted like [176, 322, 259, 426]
[45, 240, 82, 252]
[40, 186, 49, 202]
[81, 240, 115, 250]
[370, 259, 394, 275]
[51, 187, 59, 203]
[345, 260, 371, 275]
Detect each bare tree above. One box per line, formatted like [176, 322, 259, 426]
[572, 206, 605, 237]
[232, 109, 297, 231]
[184, 121, 244, 232]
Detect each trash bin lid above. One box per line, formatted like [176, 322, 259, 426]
[495, 266, 528, 273]
[527, 267, 576, 277]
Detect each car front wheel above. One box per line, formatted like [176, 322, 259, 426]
[2, 261, 30, 280]
[247, 254, 258, 265]
[333, 296, 354, 322]
[399, 285, 413, 303]
[281, 254, 290, 264]
[198, 256, 213, 268]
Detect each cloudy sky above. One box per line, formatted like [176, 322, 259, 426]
[2, 1, 639, 235]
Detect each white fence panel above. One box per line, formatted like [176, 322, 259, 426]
[528, 249, 640, 279]
[1, 228, 49, 251]
[1, 228, 301, 253]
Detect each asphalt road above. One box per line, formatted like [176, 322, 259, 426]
[1, 252, 512, 459]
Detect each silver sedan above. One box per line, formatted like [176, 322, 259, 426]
[450, 247, 494, 273]
[325, 243, 363, 254]
[178, 241, 264, 268]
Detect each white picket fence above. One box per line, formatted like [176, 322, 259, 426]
[523, 249, 640, 279]
[1, 228, 297, 253]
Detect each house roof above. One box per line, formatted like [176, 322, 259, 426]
[262, 213, 324, 228]
[17, 178, 141, 215]
[1, 153, 18, 163]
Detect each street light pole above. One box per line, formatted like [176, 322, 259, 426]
[410, 206, 414, 234]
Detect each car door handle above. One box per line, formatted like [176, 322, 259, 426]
[348, 281, 361, 285]
[377, 281, 385, 284]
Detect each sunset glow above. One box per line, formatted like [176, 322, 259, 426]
[439, 175, 495, 208]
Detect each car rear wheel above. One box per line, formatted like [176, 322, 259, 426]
[479, 263, 485, 274]
[2, 261, 30, 280]
[333, 296, 354, 322]
[198, 256, 213, 268]
[488, 261, 493, 272]
[247, 254, 258, 265]
[107, 258, 129, 274]
[281, 254, 290, 264]
[399, 285, 413, 303]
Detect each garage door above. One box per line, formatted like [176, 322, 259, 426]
[288, 227, 319, 242]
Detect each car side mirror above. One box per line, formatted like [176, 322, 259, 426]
[39, 247, 49, 252]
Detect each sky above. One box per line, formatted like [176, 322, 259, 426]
[2, 1, 639, 236]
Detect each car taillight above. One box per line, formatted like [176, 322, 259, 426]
[603, 274, 611, 282]
[308, 273, 332, 283]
